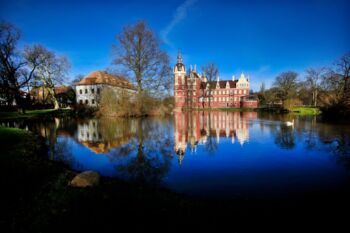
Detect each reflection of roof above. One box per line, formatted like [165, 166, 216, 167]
[81, 136, 132, 154]
[77, 71, 136, 90]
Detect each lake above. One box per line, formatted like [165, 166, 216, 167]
[2, 111, 350, 198]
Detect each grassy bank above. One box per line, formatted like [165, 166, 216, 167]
[290, 107, 321, 115]
[258, 106, 321, 115]
[0, 108, 73, 120]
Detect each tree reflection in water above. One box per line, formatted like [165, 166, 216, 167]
[332, 133, 350, 169]
[316, 124, 350, 170]
[114, 118, 173, 184]
[273, 124, 295, 149]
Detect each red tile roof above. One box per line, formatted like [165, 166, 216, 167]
[54, 86, 73, 94]
[77, 71, 136, 90]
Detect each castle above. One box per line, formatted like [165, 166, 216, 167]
[173, 51, 258, 109]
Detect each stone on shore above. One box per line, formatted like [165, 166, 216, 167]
[69, 171, 100, 188]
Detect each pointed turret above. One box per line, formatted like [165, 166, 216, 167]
[174, 49, 186, 73]
[177, 49, 183, 64]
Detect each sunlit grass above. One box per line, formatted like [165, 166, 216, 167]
[291, 107, 321, 115]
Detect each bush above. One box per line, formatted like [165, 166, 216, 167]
[98, 88, 173, 117]
[72, 104, 97, 117]
[283, 98, 302, 110]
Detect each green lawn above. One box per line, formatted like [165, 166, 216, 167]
[0, 108, 72, 119]
[0, 127, 33, 159]
[290, 107, 321, 115]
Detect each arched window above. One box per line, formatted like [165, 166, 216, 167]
[85, 99, 88, 104]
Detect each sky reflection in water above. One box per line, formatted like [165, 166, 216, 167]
[3, 111, 349, 198]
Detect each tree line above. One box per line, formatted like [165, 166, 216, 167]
[0, 22, 70, 113]
[257, 52, 350, 117]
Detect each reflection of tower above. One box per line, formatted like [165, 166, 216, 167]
[174, 111, 188, 164]
[174, 111, 202, 164]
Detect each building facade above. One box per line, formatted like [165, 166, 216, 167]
[75, 71, 136, 107]
[174, 51, 258, 109]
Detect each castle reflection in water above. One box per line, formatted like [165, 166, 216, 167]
[174, 111, 257, 164]
[74, 111, 256, 163]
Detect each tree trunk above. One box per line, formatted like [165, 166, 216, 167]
[48, 87, 59, 109]
[14, 92, 25, 114]
[314, 89, 318, 107]
[53, 98, 59, 109]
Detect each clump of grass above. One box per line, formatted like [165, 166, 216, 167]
[291, 107, 321, 115]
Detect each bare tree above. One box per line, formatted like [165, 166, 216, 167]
[305, 67, 326, 107]
[27, 45, 70, 109]
[112, 21, 171, 94]
[0, 22, 41, 112]
[201, 63, 219, 108]
[336, 51, 350, 94]
[273, 71, 298, 107]
[71, 74, 84, 86]
[335, 52, 350, 106]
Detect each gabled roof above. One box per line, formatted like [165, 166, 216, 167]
[200, 80, 238, 89]
[54, 86, 73, 94]
[77, 71, 136, 90]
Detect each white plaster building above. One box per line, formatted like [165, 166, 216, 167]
[75, 71, 136, 107]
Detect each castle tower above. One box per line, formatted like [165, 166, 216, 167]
[174, 50, 187, 109]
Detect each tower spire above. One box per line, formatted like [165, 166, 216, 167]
[177, 49, 183, 64]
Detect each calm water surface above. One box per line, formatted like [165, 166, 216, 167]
[3, 111, 350, 198]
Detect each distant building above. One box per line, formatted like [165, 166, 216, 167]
[54, 86, 75, 108]
[30, 86, 75, 108]
[174, 51, 258, 109]
[75, 71, 136, 107]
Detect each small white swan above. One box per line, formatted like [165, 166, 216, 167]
[285, 119, 294, 126]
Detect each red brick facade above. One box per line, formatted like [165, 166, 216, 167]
[174, 52, 258, 110]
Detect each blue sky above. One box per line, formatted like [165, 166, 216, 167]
[1, 0, 349, 90]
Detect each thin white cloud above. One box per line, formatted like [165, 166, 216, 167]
[245, 65, 276, 92]
[161, 0, 197, 46]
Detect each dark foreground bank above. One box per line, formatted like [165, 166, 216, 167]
[0, 126, 349, 233]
